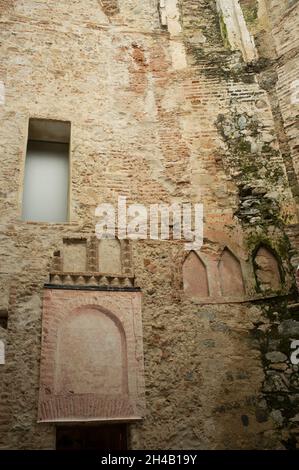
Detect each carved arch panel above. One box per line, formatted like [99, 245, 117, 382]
[218, 248, 245, 297]
[183, 251, 209, 298]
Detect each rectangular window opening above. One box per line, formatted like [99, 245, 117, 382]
[22, 118, 71, 223]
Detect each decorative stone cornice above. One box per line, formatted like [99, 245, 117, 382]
[48, 272, 136, 289]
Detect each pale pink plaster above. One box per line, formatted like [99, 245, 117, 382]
[38, 289, 145, 423]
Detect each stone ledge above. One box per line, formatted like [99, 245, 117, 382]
[45, 284, 141, 293]
[48, 272, 137, 289]
[38, 395, 141, 423]
[188, 291, 291, 305]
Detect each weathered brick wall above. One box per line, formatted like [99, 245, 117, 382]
[241, 0, 299, 208]
[239, 0, 299, 260]
[267, 0, 299, 187]
[0, 0, 298, 449]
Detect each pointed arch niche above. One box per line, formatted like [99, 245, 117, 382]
[218, 248, 245, 298]
[254, 245, 282, 292]
[183, 251, 209, 298]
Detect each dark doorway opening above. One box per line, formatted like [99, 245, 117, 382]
[56, 424, 128, 450]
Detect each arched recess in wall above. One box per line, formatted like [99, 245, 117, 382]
[98, 239, 122, 274]
[183, 251, 209, 298]
[218, 248, 245, 297]
[54, 306, 128, 396]
[253, 245, 282, 292]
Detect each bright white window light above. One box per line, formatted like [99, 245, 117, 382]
[22, 119, 70, 223]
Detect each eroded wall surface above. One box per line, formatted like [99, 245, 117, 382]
[0, 0, 299, 449]
[38, 289, 145, 423]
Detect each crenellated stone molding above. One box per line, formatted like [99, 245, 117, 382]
[48, 272, 137, 290]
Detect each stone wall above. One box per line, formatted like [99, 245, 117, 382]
[0, 0, 298, 449]
[239, 0, 299, 211]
